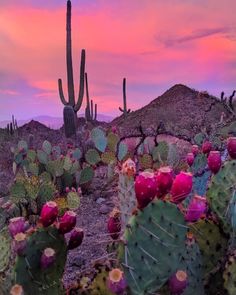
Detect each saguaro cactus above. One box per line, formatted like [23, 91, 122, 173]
[85, 72, 97, 122]
[119, 78, 131, 116]
[58, 0, 86, 136]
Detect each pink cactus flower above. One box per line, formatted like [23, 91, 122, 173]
[107, 268, 127, 294]
[168, 270, 188, 295]
[40, 248, 56, 269]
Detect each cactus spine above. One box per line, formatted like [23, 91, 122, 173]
[119, 78, 131, 116]
[58, 0, 86, 137]
[85, 72, 97, 122]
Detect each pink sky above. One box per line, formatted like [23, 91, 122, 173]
[0, 0, 235, 120]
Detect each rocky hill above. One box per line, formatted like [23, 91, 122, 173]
[111, 84, 234, 137]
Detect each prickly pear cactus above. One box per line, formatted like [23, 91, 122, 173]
[192, 170, 211, 196]
[223, 251, 236, 295]
[15, 227, 67, 295]
[189, 219, 228, 277]
[86, 268, 113, 295]
[118, 200, 187, 295]
[85, 149, 101, 165]
[101, 151, 117, 165]
[152, 141, 169, 163]
[190, 153, 207, 175]
[138, 154, 153, 170]
[0, 227, 11, 273]
[180, 235, 204, 295]
[118, 172, 136, 232]
[107, 132, 119, 153]
[207, 160, 236, 233]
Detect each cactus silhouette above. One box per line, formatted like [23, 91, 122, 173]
[119, 78, 131, 116]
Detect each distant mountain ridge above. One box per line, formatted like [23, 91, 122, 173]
[0, 114, 114, 129]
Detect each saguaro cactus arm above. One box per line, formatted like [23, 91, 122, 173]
[85, 72, 90, 118]
[58, 79, 68, 105]
[74, 49, 86, 112]
[119, 78, 131, 115]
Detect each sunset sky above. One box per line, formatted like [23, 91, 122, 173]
[0, 0, 235, 120]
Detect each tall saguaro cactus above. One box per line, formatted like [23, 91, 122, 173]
[85, 72, 97, 122]
[58, 1, 86, 137]
[119, 78, 131, 116]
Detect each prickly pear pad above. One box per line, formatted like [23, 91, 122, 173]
[15, 227, 67, 295]
[118, 200, 187, 295]
[207, 160, 236, 233]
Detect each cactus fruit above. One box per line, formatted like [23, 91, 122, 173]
[119, 200, 188, 295]
[40, 201, 59, 227]
[170, 172, 193, 204]
[40, 248, 56, 269]
[58, 210, 76, 234]
[202, 141, 212, 154]
[13, 233, 27, 256]
[107, 208, 121, 240]
[185, 195, 206, 222]
[168, 270, 187, 295]
[186, 153, 194, 167]
[227, 137, 236, 159]
[207, 151, 221, 174]
[107, 268, 127, 294]
[135, 171, 158, 209]
[68, 227, 84, 250]
[8, 217, 25, 238]
[155, 166, 173, 198]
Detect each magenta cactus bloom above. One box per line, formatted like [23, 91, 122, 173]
[185, 195, 207, 222]
[135, 171, 158, 209]
[202, 141, 212, 154]
[191, 145, 199, 156]
[58, 210, 76, 234]
[40, 201, 58, 227]
[207, 151, 222, 174]
[8, 217, 25, 238]
[68, 227, 84, 250]
[107, 268, 127, 294]
[155, 166, 173, 198]
[10, 284, 24, 295]
[13, 233, 27, 256]
[170, 172, 193, 204]
[227, 137, 236, 159]
[107, 208, 121, 240]
[168, 270, 188, 295]
[40, 248, 56, 269]
[186, 152, 195, 167]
